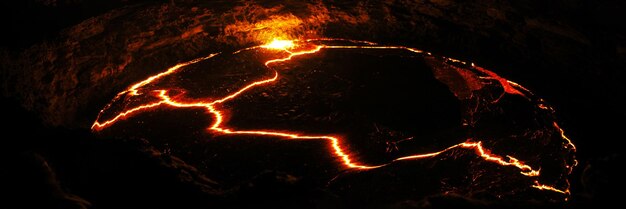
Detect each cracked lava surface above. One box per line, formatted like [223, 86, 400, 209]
[92, 39, 576, 199]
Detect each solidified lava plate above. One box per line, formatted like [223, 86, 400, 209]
[92, 39, 576, 202]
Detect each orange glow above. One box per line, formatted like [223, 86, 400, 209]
[264, 44, 322, 66]
[92, 101, 165, 130]
[553, 122, 577, 151]
[473, 66, 527, 102]
[462, 142, 540, 176]
[532, 181, 570, 194]
[222, 14, 308, 45]
[305, 38, 378, 45]
[538, 103, 551, 110]
[92, 38, 575, 196]
[125, 54, 219, 96]
[261, 39, 295, 50]
[396, 142, 540, 176]
[91, 53, 219, 130]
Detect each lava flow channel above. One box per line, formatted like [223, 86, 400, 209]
[92, 39, 575, 195]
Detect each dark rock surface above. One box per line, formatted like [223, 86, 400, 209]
[1, 0, 624, 208]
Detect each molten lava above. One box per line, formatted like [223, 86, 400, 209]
[92, 38, 575, 197]
[262, 39, 296, 50]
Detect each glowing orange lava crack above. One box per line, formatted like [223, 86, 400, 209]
[92, 39, 574, 196]
[395, 141, 539, 176]
[92, 53, 220, 130]
[533, 181, 570, 194]
[262, 45, 323, 66]
[125, 54, 220, 96]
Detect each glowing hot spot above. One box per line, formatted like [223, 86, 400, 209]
[262, 39, 295, 50]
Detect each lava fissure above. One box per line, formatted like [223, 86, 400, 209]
[92, 39, 574, 196]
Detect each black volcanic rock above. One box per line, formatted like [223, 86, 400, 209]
[3, 152, 90, 209]
[0, 99, 225, 209]
[90, 40, 574, 206]
[1, 0, 624, 208]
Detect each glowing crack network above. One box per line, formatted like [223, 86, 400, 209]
[92, 39, 576, 197]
